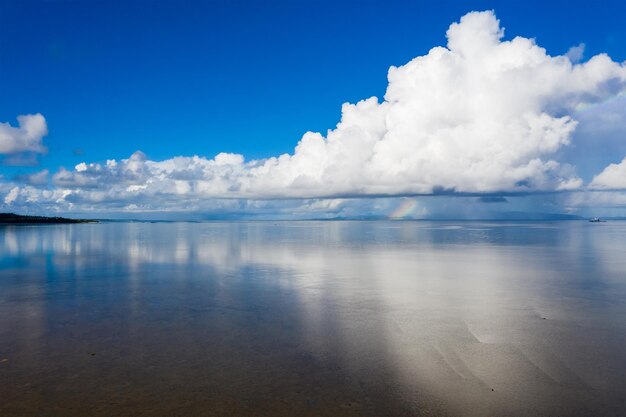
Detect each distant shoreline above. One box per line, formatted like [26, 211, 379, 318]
[2, 213, 622, 223]
[0, 213, 97, 224]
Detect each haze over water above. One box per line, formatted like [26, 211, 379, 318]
[1, 221, 625, 416]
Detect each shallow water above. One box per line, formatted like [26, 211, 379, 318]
[1, 220, 625, 416]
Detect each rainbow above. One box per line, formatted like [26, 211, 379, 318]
[389, 199, 419, 219]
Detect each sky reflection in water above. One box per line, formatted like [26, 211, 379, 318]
[1, 221, 626, 416]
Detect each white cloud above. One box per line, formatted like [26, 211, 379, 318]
[591, 157, 626, 189]
[26, 169, 49, 185]
[0, 114, 48, 155]
[13, 169, 50, 186]
[2, 11, 626, 213]
[563, 191, 626, 212]
[4, 187, 19, 205]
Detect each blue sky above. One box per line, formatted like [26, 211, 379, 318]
[1, 0, 626, 218]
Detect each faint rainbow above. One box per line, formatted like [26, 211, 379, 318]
[574, 91, 626, 114]
[389, 199, 419, 219]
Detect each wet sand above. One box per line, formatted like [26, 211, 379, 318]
[1, 221, 625, 416]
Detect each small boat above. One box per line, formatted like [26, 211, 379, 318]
[589, 217, 604, 222]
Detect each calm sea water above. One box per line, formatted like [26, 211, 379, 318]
[1, 221, 625, 416]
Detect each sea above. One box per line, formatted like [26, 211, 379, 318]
[1, 220, 625, 416]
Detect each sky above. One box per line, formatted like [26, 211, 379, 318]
[1, 0, 626, 219]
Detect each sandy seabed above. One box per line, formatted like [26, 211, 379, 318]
[1, 221, 625, 416]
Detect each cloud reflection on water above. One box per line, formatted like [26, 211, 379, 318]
[1, 221, 626, 416]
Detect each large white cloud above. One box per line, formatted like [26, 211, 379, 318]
[2, 11, 626, 213]
[0, 114, 48, 155]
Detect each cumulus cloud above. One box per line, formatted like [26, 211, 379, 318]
[0, 114, 48, 155]
[2, 11, 626, 213]
[17, 169, 50, 186]
[591, 157, 626, 189]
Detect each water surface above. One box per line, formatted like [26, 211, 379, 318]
[1, 221, 625, 416]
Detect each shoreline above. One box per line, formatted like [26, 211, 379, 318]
[0, 213, 97, 224]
